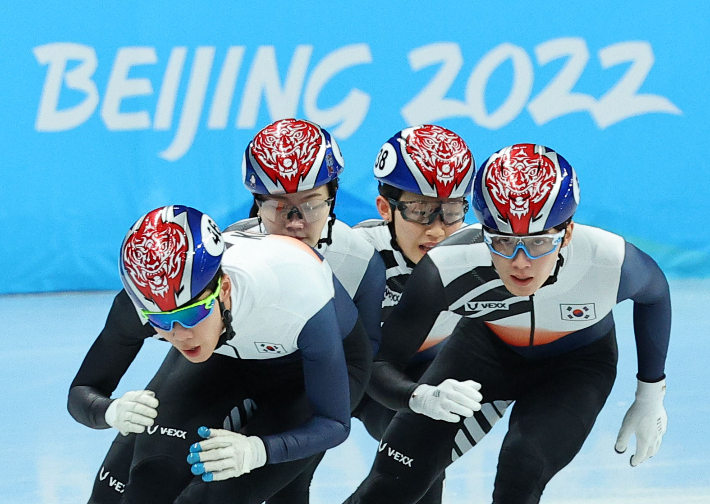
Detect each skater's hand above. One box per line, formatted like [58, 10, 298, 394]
[615, 379, 667, 467]
[409, 379, 482, 422]
[188, 427, 267, 481]
[105, 389, 159, 436]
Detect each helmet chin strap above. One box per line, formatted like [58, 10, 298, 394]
[316, 211, 336, 247]
[216, 299, 235, 348]
[541, 251, 565, 288]
[542, 222, 572, 287]
[385, 200, 401, 252]
[385, 217, 417, 268]
[386, 220, 399, 251]
[316, 191, 337, 247]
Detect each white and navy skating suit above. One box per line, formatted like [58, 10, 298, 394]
[354, 219, 476, 361]
[345, 224, 671, 504]
[226, 217, 385, 355]
[69, 233, 372, 504]
[371, 223, 670, 408]
[350, 219, 507, 504]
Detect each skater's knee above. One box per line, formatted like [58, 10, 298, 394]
[347, 471, 432, 504]
[122, 455, 187, 504]
[494, 442, 546, 504]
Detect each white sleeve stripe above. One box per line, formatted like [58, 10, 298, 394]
[461, 415, 487, 444]
[454, 429, 474, 457]
[480, 402, 505, 425]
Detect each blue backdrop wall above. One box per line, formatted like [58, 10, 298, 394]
[2, 1, 708, 294]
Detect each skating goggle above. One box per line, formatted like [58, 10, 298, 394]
[483, 229, 566, 259]
[257, 197, 334, 223]
[142, 277, 222, 331]
[388, 198, 469, 226]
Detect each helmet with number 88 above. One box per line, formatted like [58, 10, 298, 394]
[472, 143, 580, 234]
[119, 205, 225, 313]
[373, 124, 475, 198]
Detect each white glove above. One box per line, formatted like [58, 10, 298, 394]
[409, 379, 483, 422]
[104, 390, 159, 436]
[187, 426, 267, 482]
[615, 379, 667, 467]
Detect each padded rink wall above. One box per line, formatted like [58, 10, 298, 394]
[1, 1, 708, 294]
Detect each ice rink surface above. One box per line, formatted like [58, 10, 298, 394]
[1, 279, 708, 503]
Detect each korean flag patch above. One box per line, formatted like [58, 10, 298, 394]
[255, 342, 287, 354]
[560, 303, 596, 321]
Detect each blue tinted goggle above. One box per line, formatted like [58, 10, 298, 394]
[483, 229, 565, 260]
[142, 277, 222, 331]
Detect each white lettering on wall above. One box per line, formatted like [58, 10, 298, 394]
[154, 47, 187, 130]
[403, 39, 681, 130]
[236, 45, 313, 129]
[592, 41, 682, 128]
[33, 43, 99, 131]
[32, 39, 681, 161]
[466, 42, 533, 129]
[401, 42, 468, 125]
[303, 43, 372, 138]
[101, 47, 157, 130]
[207, 46, 246, 129]
[160, 46, 216, 161]
[527, 37, 597, 125]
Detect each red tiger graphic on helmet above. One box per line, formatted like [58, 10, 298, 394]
[122, 211, 189, 311]
[250, 119, 322, 194]
[405, 125, 472, 198]
[485, 144, 558, 233]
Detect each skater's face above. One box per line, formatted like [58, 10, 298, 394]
[376, 191, 467, 264]
[256, 186, 333, 247]
[152, 274, 232, 363]
[489, 223, 574, 297]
